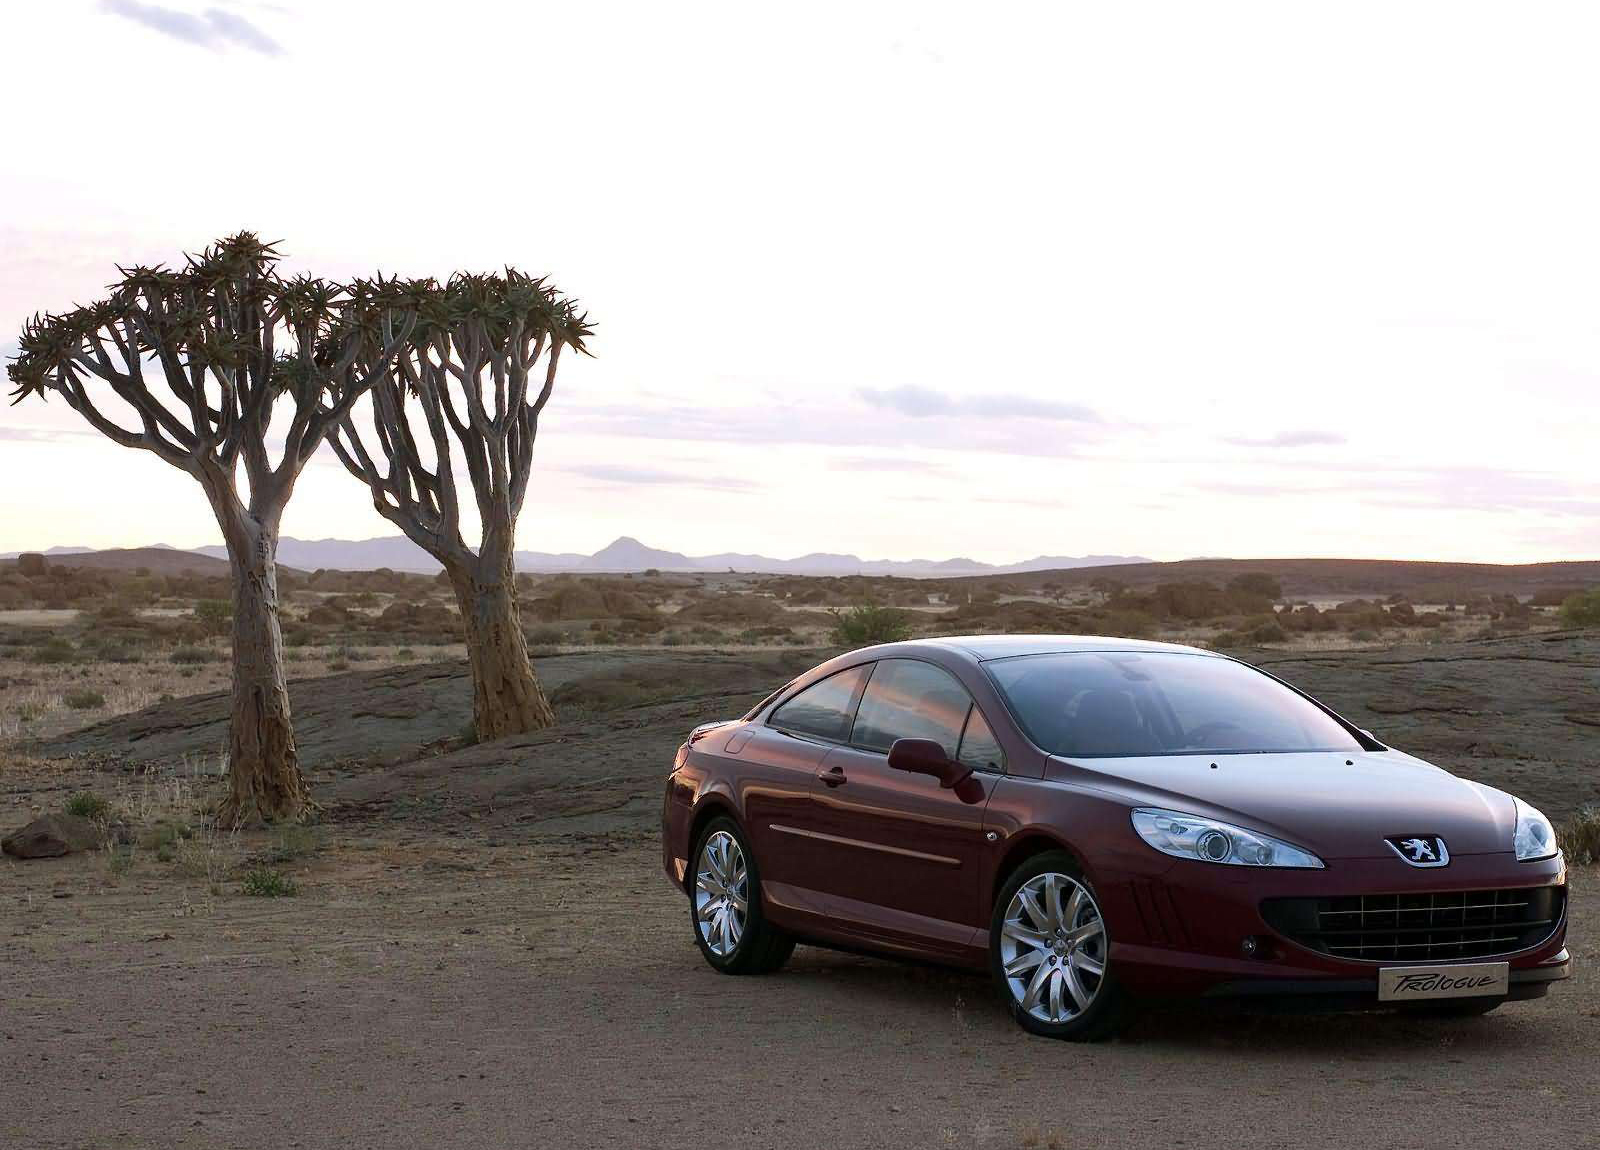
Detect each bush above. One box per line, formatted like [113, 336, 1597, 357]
[193, 598, 232, 636]
[241, 867, 297, 897]
[1559, 588, 1600, 628]
[30, 638, 77, 664]
[1248, 621, 1286, 644]
[1559, 806, 1600, 866]
[1227, 572, 1283, 601]
[140, 818, 195, 862]
[831, 604, 912, 645]
[64, 791, 110, 820]
[170, 645, 220, 664]
[63, 688, 106, 710]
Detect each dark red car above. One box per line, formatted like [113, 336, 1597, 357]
[661, 636, 1570, 1040]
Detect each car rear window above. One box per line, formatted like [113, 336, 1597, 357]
[985, 651, 1362, 757]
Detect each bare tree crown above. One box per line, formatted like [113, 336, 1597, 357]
[7, 232, 418, 518]
[328, 270, 593, 566]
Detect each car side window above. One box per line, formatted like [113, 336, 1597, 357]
[851, 659, 972, 758]
[768, 664, 871, 742]
[957, 706, 1005, 773]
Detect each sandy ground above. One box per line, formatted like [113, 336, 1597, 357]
[3, 634, 1599, 1148]
[2, 832, 1596, 1150]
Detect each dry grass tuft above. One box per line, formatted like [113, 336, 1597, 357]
[1559, 806, 1600, 866]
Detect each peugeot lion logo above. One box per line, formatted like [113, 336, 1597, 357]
[1386, 834, 1450, 867]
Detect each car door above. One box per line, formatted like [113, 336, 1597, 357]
[738, 663, 872, 918]
[806, 658, 1001, 955]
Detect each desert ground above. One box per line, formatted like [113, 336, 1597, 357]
[2, 556, 1599, 1148]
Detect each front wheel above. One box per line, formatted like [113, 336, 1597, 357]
[990, 852, 1131, 1041]
[689, 816, 794, 975]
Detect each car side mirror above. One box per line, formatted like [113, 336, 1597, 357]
[888, 737, 973, 791]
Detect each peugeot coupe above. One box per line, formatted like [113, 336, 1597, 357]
[661, 636, 1570, 1040]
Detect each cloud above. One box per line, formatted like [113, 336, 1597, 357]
[101, 1, 284, 55]
[1195, 465, 1600, 518]
[857, 385, 1100, 423]
[561, 463, 758, 493]
[1223, 429, 1347, 448]
[558, 399, 1101, 459]
[0, 428, 73, 443]
[828, 456, 948, 474]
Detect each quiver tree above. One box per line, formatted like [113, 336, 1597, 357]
[328, 271, 591, 740]
[6, 234, 416, 823]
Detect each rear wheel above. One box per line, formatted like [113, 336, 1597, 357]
[990, 852, 1130, 1041]
[690, 816, 794, 975]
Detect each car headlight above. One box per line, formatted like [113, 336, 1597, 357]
[1131, 808, 1325, 869]
[1513, 798, 1558, 861]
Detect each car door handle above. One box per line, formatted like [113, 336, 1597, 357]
[818, 765, 847, 787]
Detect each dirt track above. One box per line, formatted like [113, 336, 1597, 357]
[3, 633, 1599, 1148]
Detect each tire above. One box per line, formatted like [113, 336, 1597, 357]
[689, 815, 794, 975]
[989, 851, 1131, 1041]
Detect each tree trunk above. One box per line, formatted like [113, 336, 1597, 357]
[447, 555, 554, 740]
[217, 518, 308, 825]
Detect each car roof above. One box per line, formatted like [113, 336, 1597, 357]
[905, 634, 1220, 661]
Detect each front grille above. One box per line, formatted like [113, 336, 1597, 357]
[1261, 887, 1564, 963]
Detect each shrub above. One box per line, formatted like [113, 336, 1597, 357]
[831, 604, 912, 645]
[1559, 588, 1600, 628]
[527, 625, 566, 646]
[30, 638, 77, 664]
[170, 645, 219, 664]
[248, 823, 322, 867]
[1559, 806, 1600, 866]
[1248, 621, 1286, 644]
[1530, 587, 1586, 608]
[64, 791, 110, 820]
[140, 818, 195, 862]
[192, 598, 232, 636]
[63, 688, 106, 710]
[241, 867, 297, 897]
[1227, 572, 1283, 601]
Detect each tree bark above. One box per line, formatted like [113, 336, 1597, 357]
[446, 555, 555, 740]
[216, 512, 308, 825]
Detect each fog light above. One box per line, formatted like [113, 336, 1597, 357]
[1240, 935, 1259, 957]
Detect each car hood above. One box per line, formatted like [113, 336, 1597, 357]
[1055, 748, 1517, 859]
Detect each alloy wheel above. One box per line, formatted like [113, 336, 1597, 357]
[695, 830, 748, 957]
[999, 872, 1107, 1024]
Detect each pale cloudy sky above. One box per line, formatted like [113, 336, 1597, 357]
[2, 1, 1597, 563]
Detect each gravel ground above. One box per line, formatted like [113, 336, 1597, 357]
[1, 835, 1595, 1150]
[3, 633, 1598, 1148]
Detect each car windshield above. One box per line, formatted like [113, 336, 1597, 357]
[985, 651, 1364, 757]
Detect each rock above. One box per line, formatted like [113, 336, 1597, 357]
[16, 552, 48, 577]
[2, 813, 104, 859]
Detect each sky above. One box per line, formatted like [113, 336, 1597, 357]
[1, 0, 1597, 564]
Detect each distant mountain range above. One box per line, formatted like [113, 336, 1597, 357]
[6, 536, 1149, 578]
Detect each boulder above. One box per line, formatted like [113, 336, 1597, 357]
[2, 813, 103, 859]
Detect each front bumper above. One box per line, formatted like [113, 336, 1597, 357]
[1198, 949, 1571, 1010]
[1101, 850, 1570, 1001]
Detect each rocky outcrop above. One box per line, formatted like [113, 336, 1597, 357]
[2, 813, 103, 859]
